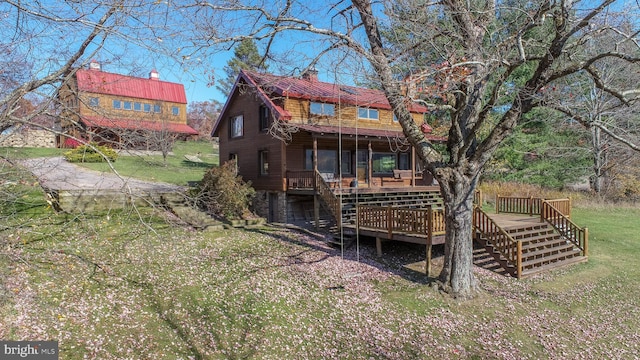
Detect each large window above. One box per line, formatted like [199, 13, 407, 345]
[372, 152, 396, 174]
[310, 102, 335, 116]
[398, 153, 410, 170]
[230, 115, 244, 138]
[259, 105, 271, 131]
[305, 149, 337, 174]
[259, 150, 269, 175]
[358, 107, 379, 120]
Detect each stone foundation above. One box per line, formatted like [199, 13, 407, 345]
[252, 190, 287, 223]
[0, 130, 56, 148]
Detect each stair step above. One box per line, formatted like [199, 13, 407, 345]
[506, 226, 554, 237]
[522, 242, 577, 261]
[521, 236, 568, 251]
[522, 248, 582, 269]
[521, 255, 588, 277]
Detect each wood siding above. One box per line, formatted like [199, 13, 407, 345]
[283, 97, 424, 129]
[218, 87, 286, 192]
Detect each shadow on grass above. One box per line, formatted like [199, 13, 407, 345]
[244, 224, 443, 287]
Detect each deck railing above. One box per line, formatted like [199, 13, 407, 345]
[540, 200, 588, 256]
[286, 170, 314, 190]
[473, 206, 522, 278]
[496, 196, 571, 218]
[356, 205, 446, 238]
[314, 170, 342, 228]
[496, 195, 541, 216]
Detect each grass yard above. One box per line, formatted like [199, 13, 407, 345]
[1, 164, 639, 359]
[77, 140, 219, 185]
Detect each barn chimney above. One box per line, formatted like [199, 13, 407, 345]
[149, 69, 159, 80]
[89, 60, 101, 71]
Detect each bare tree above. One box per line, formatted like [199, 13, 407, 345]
[185, 0, 640, 298]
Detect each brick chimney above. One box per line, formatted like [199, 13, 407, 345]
[302, 68, 318, 82]
[149, 69, 159, 80]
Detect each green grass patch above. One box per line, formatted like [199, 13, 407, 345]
[0, 147, 65, 158]
[78, 140, 218, 185]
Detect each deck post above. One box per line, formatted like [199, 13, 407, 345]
[376, 237, 383, 256]
[583, 227, 589, 257]
[516, 241, 523, 279]
[426, 206, 433, 276]
[411, 146, 416, 187]
[496, 194, 500, 214]
[313, 136, 319, 230]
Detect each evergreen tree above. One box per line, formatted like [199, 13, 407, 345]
[216, 39, 266, 96]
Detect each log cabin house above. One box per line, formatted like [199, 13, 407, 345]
[212, 69, 589, 279]
[211, 69, 446, 224]
[58, 60, 198, 149]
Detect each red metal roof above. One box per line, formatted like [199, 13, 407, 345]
[76, 69, 187, 104]
[244, 70, 428, 113]
[81, 115, 198, 135]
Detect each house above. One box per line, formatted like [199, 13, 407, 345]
[212, 70, 589, 279]
[212, 69, 446, 223]
[58, 60, 198, 149]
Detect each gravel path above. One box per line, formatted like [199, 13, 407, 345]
[19, 157, 184, 193]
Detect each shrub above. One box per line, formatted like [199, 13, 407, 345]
[64, 143, 118, 163]
[196, 160, 256, 219]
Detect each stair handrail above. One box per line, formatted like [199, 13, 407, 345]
[314, 170, 342, 228]
[540, 200, 588, 256]
[473, 206, 523, 278]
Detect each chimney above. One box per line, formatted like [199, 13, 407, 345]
[89, 60, 101, 71]
[302, 68, 318, 82]
[149, 69, 159, 80]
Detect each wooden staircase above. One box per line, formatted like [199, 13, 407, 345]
[477, 221, 586, 278]
[473, 198, 588, 278]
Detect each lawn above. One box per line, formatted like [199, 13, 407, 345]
[78, 140, 219, 185]
[1, 166, 639, 359]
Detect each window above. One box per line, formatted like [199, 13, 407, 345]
[372, 152, 396, 174]
[229, 153, 238, 174]
[230, 115, 244, 138]
[144, 103, 151, 113]
[113, 100, 121, 109]
[123, 101, 132, 110]
[134, 102, 142, 111]
[259, 150, 269, 175]
[398, 153, 410, 170]
[153, 104, 161, 113]
[304, 149, 337, 174]
[341, 151, 352, 175]
[310, 102, 335, 116]
[393, 114, 398, 122]
[172, 106, 179, 116]
[259, 105, 271, 131]
[358, 107, 379, 120]
[89, 97, 99, 107]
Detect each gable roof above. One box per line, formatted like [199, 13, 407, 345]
[212, 70, 429, 136]
[75, 69, 187, 104]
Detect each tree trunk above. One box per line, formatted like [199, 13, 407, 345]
[591, 126, 605, 194]
[436, 167, 481, 299]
